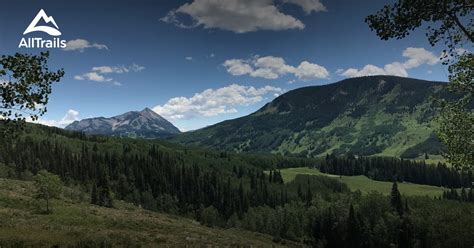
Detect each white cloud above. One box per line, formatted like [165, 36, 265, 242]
[283, 0, 327, 14]
[90, 64, 145, 74]
[74, 72, 112, 82]
[129, 63, 146, 72]
[253, 56, 294, 75]
[74, 64, 145, 85]
[161, 0, 307, 33]
[153, 84, 283, 120]
[63, 39, 108, 52]
[36, 109, 80, 128]
[341, 65, 387, 78]
[339, 47, 440, 78]
[185, 56, 193, 61]
[223, 55, 329, 80]
[402, 47, 439, 69]
[251, 68, 280, 79]
[91, 66, 127, 74]
[294, 61, 329, 80]
[223, 59, 254, 76]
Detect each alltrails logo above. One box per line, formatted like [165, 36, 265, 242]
[18, 9, 67, 49]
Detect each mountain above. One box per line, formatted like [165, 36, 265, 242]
[173, 76, 453, 158]
[65, 108, 180, 138]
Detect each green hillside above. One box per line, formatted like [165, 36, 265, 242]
[0, 178, 295, 247]
[174, 76, 451, 159]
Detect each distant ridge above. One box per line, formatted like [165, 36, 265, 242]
[66, 108, 180, 138]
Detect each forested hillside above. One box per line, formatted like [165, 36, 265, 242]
[174, 76, 458, 159]
[0, 123, 473, 247]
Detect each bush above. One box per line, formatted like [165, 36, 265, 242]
[200, 206, 220, 227]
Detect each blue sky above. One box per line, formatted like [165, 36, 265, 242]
[0, 0, 451, 131]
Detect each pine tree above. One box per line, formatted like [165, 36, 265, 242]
[461, 188, 467, 202]
[297, 184, 303, 199]
[390, 181, 403, 216]
[306, 187, 312, 207]
[404, 199, 410, 214]
[398, 217, 414, 248]
[346, 204, 361, 248]
[91, 183, 98, 205]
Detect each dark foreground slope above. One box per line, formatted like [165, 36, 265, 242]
[0, 178, 296, 247]
[174, 76, 450, 158]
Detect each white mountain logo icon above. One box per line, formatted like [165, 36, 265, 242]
[23, 9, 61, 36]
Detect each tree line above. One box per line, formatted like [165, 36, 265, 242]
[319, 153, 472, 188]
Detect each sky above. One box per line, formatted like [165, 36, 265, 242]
[0, 0, 453, 131]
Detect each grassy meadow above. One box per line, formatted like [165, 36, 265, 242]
[278, 167, 446, 197]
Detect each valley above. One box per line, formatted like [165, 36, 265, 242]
[0, 123, 472, 247]
[1, 0, 473, 246]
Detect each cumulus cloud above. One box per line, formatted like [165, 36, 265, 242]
[402, 47, 439, 69]
[223, 55, 329, 80]
[63, 39, 108, 52]
[161, 0, 325, 33]
[223, 59, 254, 76]
[153, 84, 283, 120]
[283, 0, 327, 14]
[339, 47, 440, 78]
[74, 64, 145, 85]
[36, 109, 80, 128]
[341, 63, 408, 78]
[294, 61, 329, 80]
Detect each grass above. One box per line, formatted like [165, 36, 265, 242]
[278, 167, 446, 197]
[0, 178, 299, 247]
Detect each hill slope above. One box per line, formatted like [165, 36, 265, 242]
[0, 178, 296, 247]
[174, 76, 450, 158]
[66, 108, 180, 138]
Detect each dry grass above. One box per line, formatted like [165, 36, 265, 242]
[0, 178, 302, 247]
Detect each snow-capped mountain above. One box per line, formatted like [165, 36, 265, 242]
[65, 108, 180, 138]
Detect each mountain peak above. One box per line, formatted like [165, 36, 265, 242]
[141, 107, 154, 113]
[139, 107, 163, 120]
[65, 108, 180, 138]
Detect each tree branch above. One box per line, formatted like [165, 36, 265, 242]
[447, 12, 474, 43]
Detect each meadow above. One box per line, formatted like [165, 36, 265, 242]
[278, 167, 446, 197]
